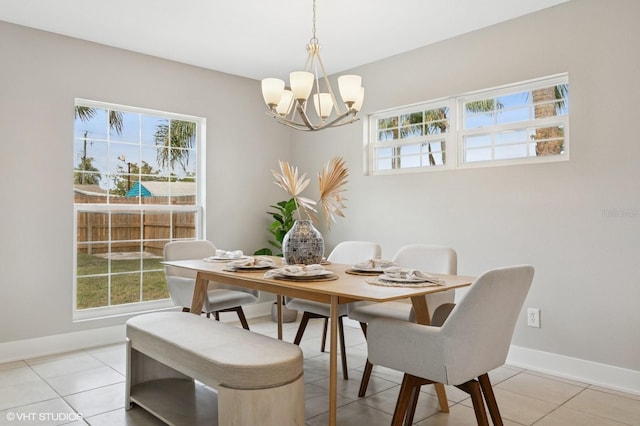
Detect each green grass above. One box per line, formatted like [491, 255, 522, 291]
[76, 253, 169, 309]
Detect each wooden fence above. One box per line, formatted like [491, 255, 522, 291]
[75, 193, 196, 256]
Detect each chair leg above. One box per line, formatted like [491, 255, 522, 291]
[233, 306, 250, 330]
[404, 385, 421, 426]
[338, 316, 349, 380]
[293, 312, 312, 345]
[182, 307, 190, 313]
[391, 374, 424, 426]
[320, 318, 329, 352]
[456, 379, 489, 426]
[358, 360, 374, 397]
[478, 373, 503, 426]
[213, 312, 219, 321]
[357, 322, 374, 397]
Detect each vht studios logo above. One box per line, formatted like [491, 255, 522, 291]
[5, 411, 83, 422]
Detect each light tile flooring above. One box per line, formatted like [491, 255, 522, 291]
[1, 316, 639, 425]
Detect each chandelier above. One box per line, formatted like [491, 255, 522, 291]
[260, 0, 364, 132]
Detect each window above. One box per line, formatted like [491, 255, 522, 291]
[367, 74, 569, 174]
[73, 99, 204, 320]
[369, 100, 454, 173]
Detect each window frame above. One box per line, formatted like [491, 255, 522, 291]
[366, 73, 569, 175]
[72, 99, 206, 321]
[367, 98, 456, 175]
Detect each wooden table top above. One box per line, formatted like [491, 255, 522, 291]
[163, 258, 475, 305]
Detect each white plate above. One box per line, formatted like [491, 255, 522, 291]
[280, 270, 334, 278]
[205, 255, 251, 262]
[350, 266, 386, 273]
[234, 264, 274, 270]
[379, 275, 434, 283]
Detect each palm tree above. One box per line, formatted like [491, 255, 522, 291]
[74, 107, 124, 184]
[154, 120, 197, 174]
[533, 84, 568, 156]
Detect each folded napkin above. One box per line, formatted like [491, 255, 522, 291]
[381, 267, 443, 283]
[353, 259, 397, 270]
[228, 256, 275, 268]
[264, 264, 327, 279]
[215, 249, 244, 259]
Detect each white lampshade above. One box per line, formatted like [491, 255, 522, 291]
[313, 93, 333, 119]
[352, 87, 365, 112]
[338, 75, 362, 106]
[276, 90, 294, 116]
[290, 71, 314, 101]
[261, 78, 285, 107]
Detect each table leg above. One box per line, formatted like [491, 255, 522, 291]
[410, 295, 450, 413]
[276, 295, 283, 340]
[189, 273, 208, 315]
[329, 295, 338, 426]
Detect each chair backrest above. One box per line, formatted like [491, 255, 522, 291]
[392, 244, 457, 274]
[440, 265, 534, 384]
[327, 241, 382, 264]
[164, 240, 216, 279]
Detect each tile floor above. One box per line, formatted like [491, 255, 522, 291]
[1, 316, 639, 425]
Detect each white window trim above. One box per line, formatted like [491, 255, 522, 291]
[73, 99, 206, 321]
[366, 73, 569, 175]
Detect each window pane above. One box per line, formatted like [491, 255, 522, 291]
[110, 111, 140, 143]
[465, 148, 492, 163]
[377, 158, 392, 170]
[141, 115, 167, 145]
[75, 107, 108, 140]
[400, 125, 423, 138]
[465, 135, 491, 149]
[495, 130, 528, 145]
[77, 276, 109, 309]
[111, 273, 141, 305]
[142, 271, 169, 301]
[495, 144, 528, 160]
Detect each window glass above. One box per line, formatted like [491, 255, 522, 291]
[368, 74, 568, 174]
[73, 100, 203, 319]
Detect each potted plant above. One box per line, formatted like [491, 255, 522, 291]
[254, 198, 297, 256]
[254, 199, 300, 322]
[271, 157, 349, 265]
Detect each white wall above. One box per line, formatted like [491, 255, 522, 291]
[1, 0, 638, 392]
[291, 0, 640, 374]
[0, 21, 290, 343]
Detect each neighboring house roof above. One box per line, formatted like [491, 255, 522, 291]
[125, 181, 196, 197]
[73, 184, 107, 196]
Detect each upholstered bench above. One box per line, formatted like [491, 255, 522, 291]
[125, 312, 304, 425]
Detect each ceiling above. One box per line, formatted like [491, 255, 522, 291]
[0, 0, 570, 81]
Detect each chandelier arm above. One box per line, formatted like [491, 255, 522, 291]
[265, 108, 359, 131]
[314, 50, 343, 114]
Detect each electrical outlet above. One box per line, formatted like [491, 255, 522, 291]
[527, 308, 540, 328]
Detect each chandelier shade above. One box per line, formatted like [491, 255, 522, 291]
[260, 0, 364, 131]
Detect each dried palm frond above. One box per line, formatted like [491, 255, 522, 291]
[318, 157, 349, 229]
[272, 160, 317, 219]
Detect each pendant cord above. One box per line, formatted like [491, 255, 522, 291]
[310, 0, 318, 44]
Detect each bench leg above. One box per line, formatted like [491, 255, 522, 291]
[218, 375, 304, 426]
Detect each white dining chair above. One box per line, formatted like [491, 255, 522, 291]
[286, 241, 382, 380]
[367, 265, 535, 425]
[163, 240, 259, 330]
[347, 243, 457, 396]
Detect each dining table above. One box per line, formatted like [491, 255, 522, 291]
[162, 257, 475, 426]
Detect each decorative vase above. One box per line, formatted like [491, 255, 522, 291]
[282, 219, 324, 265]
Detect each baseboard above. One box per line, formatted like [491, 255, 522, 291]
[344, 319, 640, 396]
[507, 345, 640, 395]
[0, 325, 127, 364]
[0, 302, 274, 364]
